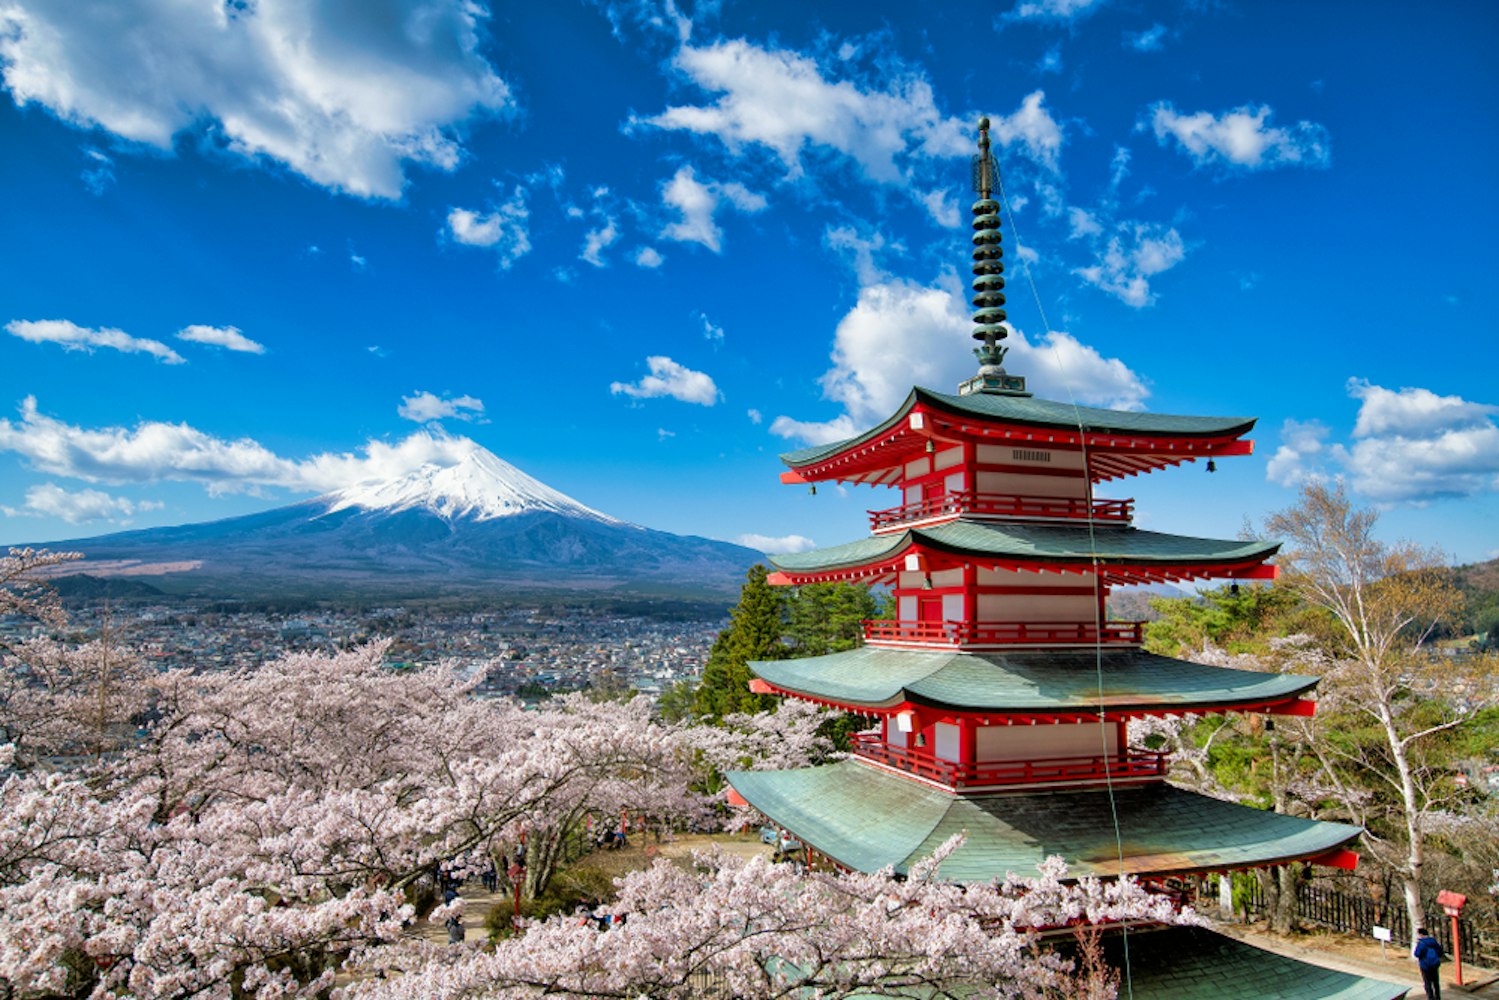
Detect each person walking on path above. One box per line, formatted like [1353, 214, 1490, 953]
[1413, 926, 1443, 1000]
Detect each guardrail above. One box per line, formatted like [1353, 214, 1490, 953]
[862, 619, 1144, 647]
[869, 492, 1132, 531]
[851, 733, 1167, 789]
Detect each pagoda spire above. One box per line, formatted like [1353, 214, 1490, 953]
[959, 116, 1029, 397]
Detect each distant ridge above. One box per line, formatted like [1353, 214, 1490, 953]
[30, 445, 760, 601]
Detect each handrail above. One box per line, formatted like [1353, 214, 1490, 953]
[862, 619, 1144, 647]
[868, 491, 1133, 531]
[850, 733, 1167, 789]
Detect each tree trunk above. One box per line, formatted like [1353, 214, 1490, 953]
[1380, 702, 1427, 942]
[1275, 864, 1300, 934]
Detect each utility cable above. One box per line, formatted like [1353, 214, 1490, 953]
[995, 171, 1135, 1000]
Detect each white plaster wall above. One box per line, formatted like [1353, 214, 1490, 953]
[975, 470, 1088, 499]
[942, 593, 964, 620]
[934, 722, 961, 762]
[975, 723, 1116, 761]
[905, 457, 931, 479]
[977, 567, 1100, 588]
[977, 445, 1087, 470]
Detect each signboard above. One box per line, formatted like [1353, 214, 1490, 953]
[1372, 926, 1392, 942]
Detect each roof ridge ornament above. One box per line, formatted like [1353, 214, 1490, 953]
[959, 116, 1031, 398]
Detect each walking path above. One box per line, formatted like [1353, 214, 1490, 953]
[1216, 921, 1499, 998]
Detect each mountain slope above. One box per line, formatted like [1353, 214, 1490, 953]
[33, 448, 761, 599]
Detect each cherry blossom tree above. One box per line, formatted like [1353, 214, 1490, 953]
[0, 644, 712, 998]
[345, 839, 1187, 1000]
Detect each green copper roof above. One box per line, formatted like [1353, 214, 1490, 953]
[750, 647, 1317, 713]
[727, 762, 1360, 882]
[769, 521, 1279, 573]
[780, 386, 1256, 468]
[1103, 928, 1408, 1000]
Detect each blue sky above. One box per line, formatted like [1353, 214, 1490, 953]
[2, 0, 1496, 565]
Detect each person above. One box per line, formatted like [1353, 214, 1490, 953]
[446, 912, 464, 944]
[1413, 926, 1443, 1000]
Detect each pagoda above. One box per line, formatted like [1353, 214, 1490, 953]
[726, 119, 1408, 999]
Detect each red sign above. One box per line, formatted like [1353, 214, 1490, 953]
[1437, 890, 1467, 916]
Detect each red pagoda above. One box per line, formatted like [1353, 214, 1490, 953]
[726, 119, 1408, 999]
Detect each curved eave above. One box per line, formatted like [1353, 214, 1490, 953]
[779, 387, 1258, 485]
[748, 647, 1319, 717]
[727, 761, 1362, 883]
[768, 523, 1280, 587]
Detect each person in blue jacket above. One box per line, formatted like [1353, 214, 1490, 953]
[1413, 926, 1443, 1000]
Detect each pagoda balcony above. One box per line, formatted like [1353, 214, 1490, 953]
[850, 733, 1168, 791]
[868, 492, 1133, 532]
[862, 619, 1145, 648]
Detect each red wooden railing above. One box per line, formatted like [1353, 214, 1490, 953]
[861, 619, 1144, 647]
[851, 733, 1167, 789]
[868, 492, 1132, 531]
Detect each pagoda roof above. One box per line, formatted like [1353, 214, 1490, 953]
[768, 521, 1278, 584]
[727, 761, 1361, 883]
[1099, 928, 1408, 1000]
[749, 646, 1317, 716]
[780, 387, 1256, 483]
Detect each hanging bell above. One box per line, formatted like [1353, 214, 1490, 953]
[1206, 459, 1217, 473]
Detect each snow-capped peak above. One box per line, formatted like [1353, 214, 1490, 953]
[319, 446, 623, 525]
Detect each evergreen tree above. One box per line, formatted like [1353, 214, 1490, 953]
[785, 582, 879, 657]
[693, 565, 786, 719]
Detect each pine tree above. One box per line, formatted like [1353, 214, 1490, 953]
[693, 565, 786, 719]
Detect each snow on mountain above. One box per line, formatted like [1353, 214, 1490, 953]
[319, 446, 625, 526]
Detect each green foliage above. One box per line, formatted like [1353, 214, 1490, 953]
[1143, 582, 1309, 657]
[693, 565, 786, 719]
[655, 678, 698, 723]
[686, 569, 875, 754]
[784, 582, 879, 657]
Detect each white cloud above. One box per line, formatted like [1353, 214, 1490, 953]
[595, 0, 695, 44]
[1346, 378, 1498, 438]
[639, 40, 1063, 183]
[1073, 222, 1187, 307]
[698, 312, 724, 342]
[1125, 24, 1166, 51]
[1067, 206, 1104, 239]
[6, 318, 185, 364]
[80, 146, 114, 194]
[633, 246, 664, 268]
[6, 482, 159, 524]
[734, 532, 816, 555]
[657, 427, 676, 440]
[397, 391, 485, 424]
[919, 188, 961, 229]
[1266, 382, 1499, 504]
[0, 396, 490, 495]
[659, 165, 766, 252]
[610, 356, 720, 406]
[1003, 0, 1106, 21]
[1265, 418, 1330, 487]
[0, 0, 511, 199]
[176, 324, 265, 354]
[447, 186, 531, 268]
[986, 91, 1063, 172]
[580, 216, 619, 267]
[1341, 381, 1499, 503]
[1148, 102, 1331, 171]
[746, 408, 762, 425]
[769, 273, 1147, 445]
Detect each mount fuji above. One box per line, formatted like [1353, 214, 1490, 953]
[32, 447, 762, 601]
